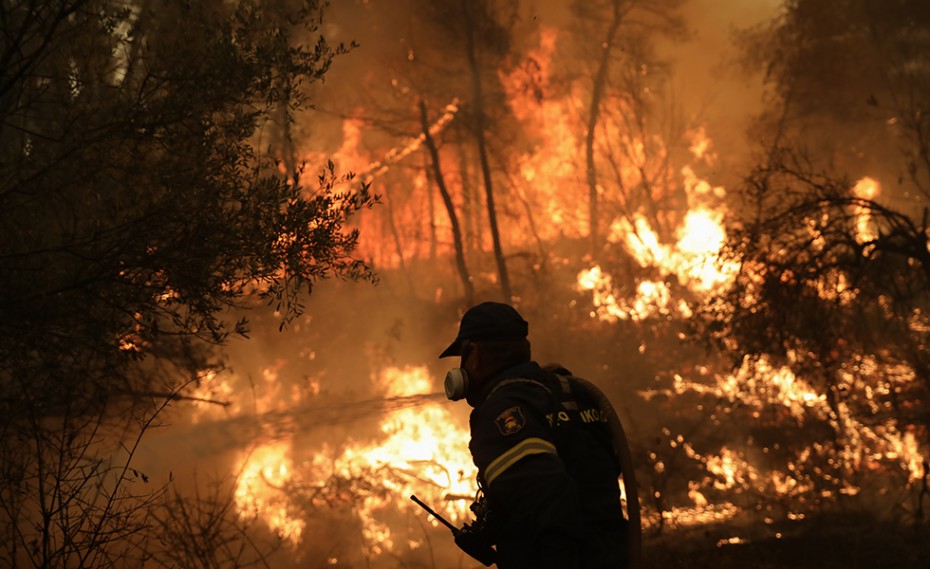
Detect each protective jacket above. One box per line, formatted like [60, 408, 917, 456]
[468, 361, 629, 569]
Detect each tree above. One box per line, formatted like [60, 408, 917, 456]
[0, 0, 374, 565]
[324, 0, 522, 303]
[0, 0, 374, 423]
[151, 479, 280, 569]
[420, 100, 475, 304]
[738, 0, 930, 189]
[459, 0, 515, 301]
[702, 154, 930, 380]
[686, 0, 930, 521]
[691, 149, 930, 520]
[568, 0, 686, 254]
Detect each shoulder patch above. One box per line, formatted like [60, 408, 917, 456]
[495, 406, 526, 436]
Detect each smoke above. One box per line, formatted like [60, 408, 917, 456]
[129, 1, 928, 567]
[146, 0, 762, 514]
[658, 0, 779, 181]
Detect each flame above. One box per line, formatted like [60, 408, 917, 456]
[234, 442, 305, 544]
[579, 134, 736, 321]
[217, 23, 925, 550]
[576, 266, 680, 322]
[362, 99, 461, 182]
[688, 127, 716, 165]
[656, 503, 739, 528]
[685, 444, 760, 491]
[187, 368, 237, 422]
[576, 265, 629, 321]
[321, 366, 476, 554]
[232, 366, 475, 554]
[647, 354, 928, 505]
[579, 172, 736, 321]
[852, 176, 880, 243]
[502, 27, 587, 238]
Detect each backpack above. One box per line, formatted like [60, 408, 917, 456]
[541, 363, 643, 569]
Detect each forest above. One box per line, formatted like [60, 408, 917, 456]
[1, 0, 928, 567]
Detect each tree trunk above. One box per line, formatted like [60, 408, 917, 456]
[383, 184, 416, 295]
[456, 127, 477, 255]
[424, 152, 438, 261]
[419, 100, 474, 304]
[585, 0, 624, 256]
[462, 0, 512, 302]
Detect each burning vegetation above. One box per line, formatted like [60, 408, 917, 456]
[1, 0, 929, 568]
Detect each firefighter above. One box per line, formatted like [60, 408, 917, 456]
[440, 302, 634, 569]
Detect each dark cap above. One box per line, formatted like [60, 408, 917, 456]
[439, 302, 529, 358]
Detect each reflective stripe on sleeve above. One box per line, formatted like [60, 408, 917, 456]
[484, 437, 558, 486]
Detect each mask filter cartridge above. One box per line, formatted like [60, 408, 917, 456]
[444, 368, 469, 401]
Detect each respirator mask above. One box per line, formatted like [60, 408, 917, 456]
[443, 368, 469, 401]
[443, 342, 472, 401]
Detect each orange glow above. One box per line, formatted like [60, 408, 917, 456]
[581, 132, 736, 318]
[187, 369, 237, 422]
[656, 503, 739, 528]
[651, 355, 928, 499]
[502, 26, 587, 238]
[362, 99, 461, 182]
[675, 206, 733, 291]
[684, 443, 760, 493]
[311, 367, 475, 553]
[576, 266, 681, 321]
[234, 442, 305, 544]
[232, 366, 475, 553]
[852, 176, 880, 244]
[218, 21, 927, 557]
[580, 154, 736, 321]
[688, 127, 716, 165]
